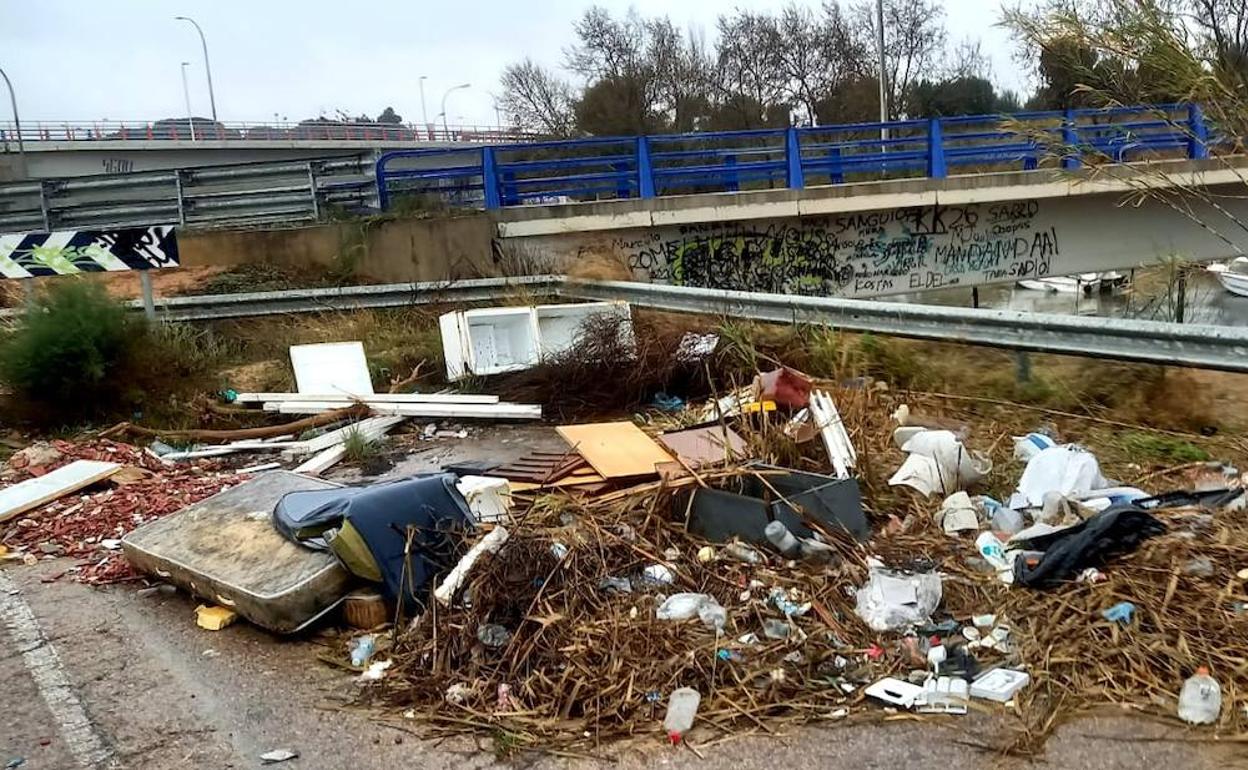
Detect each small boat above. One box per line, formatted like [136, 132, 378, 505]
[1207, 257, 1248, 297]
[1017, 273, 1103, 293]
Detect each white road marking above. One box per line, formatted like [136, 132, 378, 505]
[0, 570, 117, 768]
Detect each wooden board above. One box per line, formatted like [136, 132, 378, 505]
[659, 425, 749, 468]
[289, 342, 374, 396]
[0, 460, 121, 523]
[556, 422, 672, 479]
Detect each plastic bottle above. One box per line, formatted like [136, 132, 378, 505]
[764, 521, 800, 557]
[723, 542, 763, 564]
[349, 635, 376, 667]
[663, 687, 701, 744]
[1178, 667, 1222, 725]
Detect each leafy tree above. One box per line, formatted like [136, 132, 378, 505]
[376, 106, 402, 124]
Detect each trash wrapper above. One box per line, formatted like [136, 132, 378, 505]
[854, 566, 943, 631]
[889, 430, 991, 497]
[1013, 446, 1110, 508]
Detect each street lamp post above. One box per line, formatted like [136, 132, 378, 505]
[875, 0, 888, 142]
[180, 62, 197, 141]
[440, 83, 471, 139]
[419, 75, 429, 127]
[175, 16, 218, 122]
[0, 65, 24, 175]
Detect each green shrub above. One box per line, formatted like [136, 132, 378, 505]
[0, 281, 133, 412]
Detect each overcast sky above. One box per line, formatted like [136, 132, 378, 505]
[1, 0, 1029, 127]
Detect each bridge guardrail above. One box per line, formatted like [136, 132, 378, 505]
[0, 154, 379, 232]
[0, 119, 536, 145]
[376, 103, 1215, 211]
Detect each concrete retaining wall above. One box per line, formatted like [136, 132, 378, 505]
[179, 215, 498, 284]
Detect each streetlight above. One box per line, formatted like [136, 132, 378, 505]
[875, 0, 888, 142]
[175, 16, 217, 122]
[0, 65, 24, 175]
[440, 83, 470, 138]
[180, 62, 196, 141]
[419, 75, 429, 127]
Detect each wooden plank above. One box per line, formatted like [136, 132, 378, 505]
[509, 472, 607, 492]
[0, 460, 121, 523]
[659, 425, 749, 467]
[555, 422, 672, 479]
[234, 392, 499, 405]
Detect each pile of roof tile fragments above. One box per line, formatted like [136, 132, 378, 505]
[1, 320, 1246, 760]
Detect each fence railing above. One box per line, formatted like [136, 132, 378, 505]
[375, 103, 1217, 210]
[0, 153, 378, 232]
[0, 120, 536, 144]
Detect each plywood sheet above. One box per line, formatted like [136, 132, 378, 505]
[556, 421, 672, 479]
[0, 460, 121, 523]
[659, 425, 748, 468]
[289, 341, 374, 396]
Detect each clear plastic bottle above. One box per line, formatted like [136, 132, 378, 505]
[663, 687, 701, 744]
[764, 521, 800, 557]
[1178, 667, 1221, 725]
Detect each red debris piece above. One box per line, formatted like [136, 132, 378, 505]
[1, 439, 247, 585]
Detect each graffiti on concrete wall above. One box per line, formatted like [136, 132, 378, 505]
[615, 200, 1058, 297]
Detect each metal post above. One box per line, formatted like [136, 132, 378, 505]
[636, 137, 656, 198]
[1187, 103, 1209, 160]
[723, 155, 739, 192]
[972, 286, 979, 308]
[1175, 267, 1187, 323]
[441, 83, 471, 139]
[1061, 107, 1080, 170]
[875, 0, 888, 142]
[927, 118, 946, 178]
[175, 17, 217, 122]
[785, 127, 805, 189]
[419, 76, 429, 127]
[173, 170, 187, 226]
[481, 147, 501, 209]
[180, 62, 196, 141]
[138, 271, 156, 321]
[306, 161, 321, 220]
[1015, 351, 1031, 383]
[0, 66, 25, 178]
[38, 181, 51, 230]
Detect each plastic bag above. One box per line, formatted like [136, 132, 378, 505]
[889, 430, 991, 497]
[854, 567, 943, 632]
[1015, 446, 1109, 508]
[657, 593, 726, 632]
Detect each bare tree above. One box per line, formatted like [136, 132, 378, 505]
[647, 17, 714, 131]
[948, 38, 991, 80]
[770, 3, 869, 125]
[714, 10, 789, 127]
[852, 0, 947, 119]
[499, 59, 577, 136]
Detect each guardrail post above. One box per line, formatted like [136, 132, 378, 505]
[785, 127, 805, 189]
[501, 170, 518, 206]
[375, 155, 391, 210]
[724, 155, 739, 192]
[612, 161, 632, 199]
[138, 271, 156, 322]
[1061, 108, 1081, 170]
[636, 137, 656, 198]
[173, 170, 187, 226]
[1187, 103, 1209, 159]
[38, 181, 52, 231]
[481, 147, 502, 210]
[927, 118, 947, 178]
[306, 161, 322, 220]
[827, 147, 844, 184]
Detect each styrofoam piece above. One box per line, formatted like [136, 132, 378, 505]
[865, 677, 924, 708]
[970, 668, 1031, 702]
[916, 676, 969, 714]
[233, 392, 499, 405]
[533, 301, 633, 358]
[455, 475, 512, 523]
[289, 342, 374, 396]
[267, 401, 542, 420]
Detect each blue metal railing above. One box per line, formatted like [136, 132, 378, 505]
[375, 103, 1216, 211]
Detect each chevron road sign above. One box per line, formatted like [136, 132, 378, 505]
[0, 227, 179, 279]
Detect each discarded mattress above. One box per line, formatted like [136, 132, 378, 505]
[121, 472, 353, 634]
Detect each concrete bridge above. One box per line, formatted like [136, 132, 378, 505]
[0, 119, 530, 179]
[373, 103, 1248, 300]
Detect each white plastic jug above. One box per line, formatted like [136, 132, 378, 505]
[1177, 667, 1221, 725]
[663, 687, 701, 743]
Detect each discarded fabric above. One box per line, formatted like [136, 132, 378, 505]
[1012, 504, 1166, 588]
